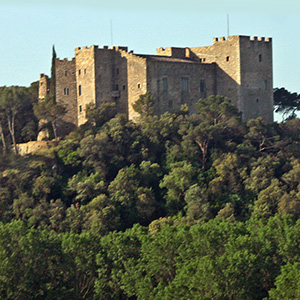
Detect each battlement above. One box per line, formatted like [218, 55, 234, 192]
[112, 46, 128, 52]
[56, 57, 75, 62]
[75, 45, 99, 53]
[40, 73, 49, 79]
[156, 47, 188, 58]
[213, 35, 272, 45]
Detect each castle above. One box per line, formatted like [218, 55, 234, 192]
[39, 35, 273, 136]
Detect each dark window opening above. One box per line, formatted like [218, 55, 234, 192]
[79, 85, 82, 96]
[181, 77, 189, 92]
[116, 84, 119, 90]
[259, 54, 262, 62]
[226, 56, 230, 62]
[84, 69, 87, 74]
[123, 85, 126, 90]
[78, 70, 81, 75]
[40, 82, 43, 86]
[203, 58, 206, 62]
[138, 83, 141, 89]
[256, 98, 259, 103]
[163, 77, 168, 92]
[65, 71, 68, 76]
[64, 88, 69, 95]
[199, 58, 202, 63]
[200, 79, 206, 93]
[79, 105, 82, 112]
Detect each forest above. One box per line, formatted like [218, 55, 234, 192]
[0, 85, 300, 299]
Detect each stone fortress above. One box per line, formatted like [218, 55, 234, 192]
[39, 35, 273, 136]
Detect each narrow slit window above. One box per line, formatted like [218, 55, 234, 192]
[163, 77, 168, 92]
[226, 56, 230, 62]
[138, 83, 141, 89]
[200, 79, 206, 93]
[181, 77, 189, 92]
[79, 85, 82, 96]
[65, 71, 68, 76]
[79, 105, 82, 113]
[259, 54, 262, 62]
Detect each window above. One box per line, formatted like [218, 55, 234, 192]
[64, 88, 69, 95]
[138, 83, 141, 89]
[226, 56, 230, 62]
[199, 58, 202, 63]
[200, 79, 206, 93]
[78, 70, 81, 75]
[123, 85, 126, 90]
[163, 77, 168, 92]
[181, 77, 189, 92]
[79, 85, 82, 96]
[79, 105, 82, 113]
[259, 54, 262, 62]
[65, 70, 68, 76]
[256, 98, 259, 103]
[84, 69, 87, 74]
[115, 84, 119, 91]
[203, 58, 206, 62]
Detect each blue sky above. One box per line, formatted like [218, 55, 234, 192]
[0, 0, 299, 98]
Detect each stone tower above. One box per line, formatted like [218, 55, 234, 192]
[190, 35, 273, 122]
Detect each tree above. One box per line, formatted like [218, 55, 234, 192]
[0, 86, 32, 154]
[274, 87, 300, 121]
[132, 92, 155, 117]
[34, 95, 66, 141]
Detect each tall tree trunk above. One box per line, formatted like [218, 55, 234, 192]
[0, 122, 7, 154]
[7, 113, 18, 155]
[52, 121, 58, 141]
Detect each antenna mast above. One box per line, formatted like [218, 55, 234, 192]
[227, 14, 230, 38]
[110, 19, 114, 46]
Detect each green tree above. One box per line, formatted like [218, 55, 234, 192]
[274, 87, 300, 121]
[268, 262, 300, 299]
[132, 91, 155, 117]
[0, 86, 32, 154]
[34, 95, 66, 141]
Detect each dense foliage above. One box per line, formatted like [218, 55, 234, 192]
[0, 92, 300, 298]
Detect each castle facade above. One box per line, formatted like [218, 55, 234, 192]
[39, 35, 273, 135]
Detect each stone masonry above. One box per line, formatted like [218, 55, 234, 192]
[39, 35, 273, 136]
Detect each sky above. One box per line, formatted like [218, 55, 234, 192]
[0, 0, 299, 98]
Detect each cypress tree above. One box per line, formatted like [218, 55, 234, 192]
[50, 45, 56, 101]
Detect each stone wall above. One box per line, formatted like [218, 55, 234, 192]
[75, 46, 97, 126]
[239, 36, 273, 122]
[146, 58, 216, 114]
[190, 36, 241, 109]
[55, 58, 77, 135]
[38, 74, 49, 99]
[17, 141, 59, 156]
